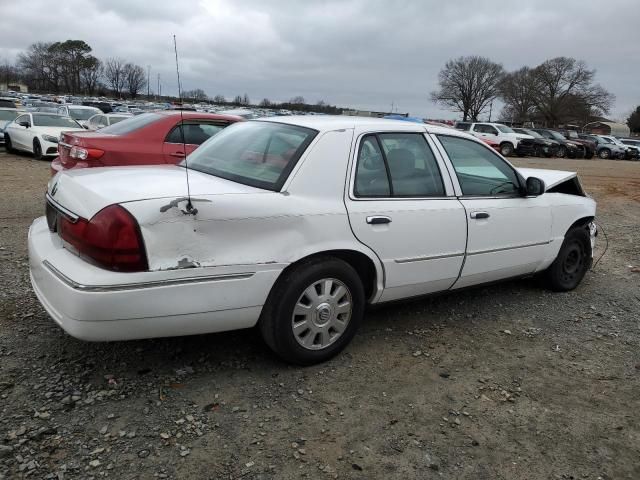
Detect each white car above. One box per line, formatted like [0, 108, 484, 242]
[457, 122, 535, 157]
[4, 112, 85, 159]
[0, 107, 22, 145]
[85, 113, 133, 131]
[56, 105, 103, 128]
[29, 117, 596, 364]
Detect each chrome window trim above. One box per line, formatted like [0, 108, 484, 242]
[43, 260, 255, 292]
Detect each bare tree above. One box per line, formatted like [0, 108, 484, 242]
[104, 57, 126, 97]
[531, 57, 614, 127]
[123, 63, 146, 98]
[183, 88, 208, 101]
[259, 98, 272, 107]
[233, 95, 243, 105]
[431, 56, 504, 121]
[212, 94, 226, 104]
[499, 67, 539, 123]
[242, 93, 250, 105]
[290, 96, 305, 105]
[81, 57, 102, 94]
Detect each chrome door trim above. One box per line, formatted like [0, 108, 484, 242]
[466, 240, 550, 256]
[394, 252, 465, 264]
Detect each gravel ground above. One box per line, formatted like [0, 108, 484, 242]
[0, 149, 638, 480]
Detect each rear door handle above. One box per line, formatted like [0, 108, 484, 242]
[170, 151, 185, 157]
[470, 211, 490, 219]
[366, 215, 392, 225]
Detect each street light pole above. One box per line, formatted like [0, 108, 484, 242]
[147, 65, 151, 98]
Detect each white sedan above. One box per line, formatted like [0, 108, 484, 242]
[29, 117, 597, 364]
[4, 113, 85, 159]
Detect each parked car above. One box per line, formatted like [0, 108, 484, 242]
[82, 101, 113, 113]
[587, 135, 626, 159]
[455, 122, 535, 156]
[620, 138, 640, 158]
[4, 113, 85, 159]
[0, 108, 21, 145]
[0, 97, 20, 109]
[85, 113, 133, 131]
[31, 117, 597, 364]
[219, 108, 258, 120]
[512, 128, 559, 157]
[557, 130, 595, 159]
[597, 135, 639, 160]
[531, 129, 584, 158]
[51, 111, 243, 175]
[55, 105, 103, 128]
[480, 137, 501, 152]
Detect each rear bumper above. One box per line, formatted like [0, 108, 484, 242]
[28, 217, 281, 341]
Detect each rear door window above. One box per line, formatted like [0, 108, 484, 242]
[166, 122, 226, 145]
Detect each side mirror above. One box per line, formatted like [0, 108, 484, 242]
[18, 121, 30, 128]
[525, 177, 545, 197]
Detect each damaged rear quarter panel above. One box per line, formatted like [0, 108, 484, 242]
[121, 129, 378, 276]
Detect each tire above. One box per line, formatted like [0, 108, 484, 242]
[534, 145, 543, 157]
[556, 146, 566, 158]
[4, 134, 15, 153]
[33, 139, 43, 160]
[585, 150, 594, 160]
[500, 142, 514, 157]
[598, 148, 610, 159]
[544, 226, 592, 292]
[259, 256, 365, 365]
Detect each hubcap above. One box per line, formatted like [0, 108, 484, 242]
[561, 242, 584, 284]
[291, 278, 352, 350]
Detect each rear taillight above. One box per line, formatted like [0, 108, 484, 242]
[58, 205, 148, 272]
[69, 146, 104, 161]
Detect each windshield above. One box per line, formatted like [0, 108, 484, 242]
[109, 116, 130, 125]
[496, 125, 515, 134]
[99, 112, 161, 135]
[522, 129, 542, 139]
[32, 114, 81, 128]
[0, 110, 19, 121]
[547, 131, 565, 141]
[69, 108, 101, 120]
[185, 121, 317, 191]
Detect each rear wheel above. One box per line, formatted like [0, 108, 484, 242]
[598, 148, 610, 159]
[585, 149, 594, 159]
[500, 142, 514, 157]
[260, 257, 365, 365]
[33, 139, 43, 160]
[544, 226, 592, 291]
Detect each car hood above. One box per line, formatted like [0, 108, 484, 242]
[48, 165, 266, 219]
[33, 126, 85, 137]
[516, 167, 577, 190]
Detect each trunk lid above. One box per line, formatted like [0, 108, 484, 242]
[58, 131, 118, 168]
[47, 165, 265, 220]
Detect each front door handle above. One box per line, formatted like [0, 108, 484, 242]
[170, 151, 185, 157]
[366, 215, 392, 225]
[470, 211, 490, 219]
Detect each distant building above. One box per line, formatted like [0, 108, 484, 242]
[342, 109, 408, 118]
[0, 82, 28, 93]
[583, 121, 630, 137]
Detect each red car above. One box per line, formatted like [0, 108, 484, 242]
[51, 111, 243, 175]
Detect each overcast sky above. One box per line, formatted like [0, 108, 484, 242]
[0, 0, 638, 120]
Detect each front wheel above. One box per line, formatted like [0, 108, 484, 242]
[500, 142, 514, 157]
[260, 257, 365, 365]
[4, 134, 15, 153]
[556, 146, 566, 158]
[598, 148, 610, 159]
[33, 139, 43, 160]
[544, 226, 592, 291]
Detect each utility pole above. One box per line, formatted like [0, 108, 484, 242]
[157, 73, 160, 100]
[488, 100, 493, 122]
[147, 65, 151, 98]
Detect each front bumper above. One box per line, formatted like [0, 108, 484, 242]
[39, 138, 60, 157]
[29, 217, 278, 341]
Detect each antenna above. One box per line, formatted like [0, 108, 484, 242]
[173, 35, 197, 215]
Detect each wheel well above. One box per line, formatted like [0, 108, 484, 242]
[282, 250, 377, 301]
[569, 216, 593, 232]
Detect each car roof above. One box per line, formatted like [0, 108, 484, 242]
[155, 110, 244, 121]
[66, 105, 101, 109]
[256, 115, 459, 136]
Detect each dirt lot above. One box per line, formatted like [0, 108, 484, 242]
[0, 150, 638, 480]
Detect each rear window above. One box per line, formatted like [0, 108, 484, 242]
[32, 114, 81, 128]
[69, 108, 101, 120]
[99, 112, 162, 135]
[185, 121, 317, 191]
